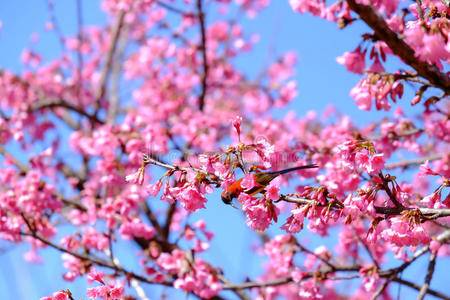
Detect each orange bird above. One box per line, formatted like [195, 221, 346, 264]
[221, 164, 318, 204]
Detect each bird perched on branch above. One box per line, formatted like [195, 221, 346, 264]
[221, 164, 318, 205]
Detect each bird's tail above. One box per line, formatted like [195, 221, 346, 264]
[271, 164, 318, 175]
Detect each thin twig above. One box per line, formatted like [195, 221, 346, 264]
[44, 0, 66, 52]
[141, 202, 164, 237]
[279, 195, 344, 209]
[222, 264, 360, 290]
[392, 277, 449, 300]
[415, 0, 425, 24]
[143, 153, 224, 182]
[385, 153, 445, 170]
[196, 0, 208, 111]
[356, 233, 380, 269]
[217, 275, 252, 300]
[163, 203, 177, 240]
[368, 128, 423, 142]
[106, 19, 128, 124]
[222, 277, 292, 290]
[378, 171, 403, 208]
[76, 0, 84, 104]
[234, 149, 249, 174]
[107, 229, 117, 267]
[370, 276, 393, 300]
[417, 253, 437, 300]
[104, 248, 150, 300]
[154, 0, 189, 15]
[94, 9, 126, 114]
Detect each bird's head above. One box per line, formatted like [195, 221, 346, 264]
[221, 191, 233, 205]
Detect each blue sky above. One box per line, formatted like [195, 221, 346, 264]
[0, 1, 447, 299]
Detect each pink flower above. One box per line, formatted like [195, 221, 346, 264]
[381, 217, 430, 247]
[411, 94, 421, 105]
[276, 80, 298, 107]
[109, 285, 124, 299]
[147, 180, 162, 196]
[40, 291, 69, 300]
[359, 265, 379, 292]
[418, 160, 439, 177]
[240, 194, 276, 231]
[367, 153, 385, 175]
[420, 192, 441, 208]
[21, 49, 42, 67]
[355, 149, 370, 170]
[157, 249, 185, 273]
[367, 57, 385, 73]
[265, 182, 279, 201]
[232, 115, 243, 136]
[24, 248, 43, 263]
[240, 173, 257, 190]
[254, 138, 275, 167]
[281, 206, 306, 233]
[298, 279, 323, 299]
[119, 219, 155, 240]
[194, 239, 210, 252]
[198, 154, 221, 174]
[349, 80, 372, 111]
[62, 253, 84, 281]
[87, 269, 105, 285]
[86, 282, 124, 300]
[177, 186, 208, 212]
[208, 21, 230, 41]
[430, 240, 441, 255]
[81, 227, 109, 251]
[336, 47, 365, 74]
[125, 166, 145, 185]
[53, 292, 69, 300]
[289, 0, 313, 14]
[157, 252, 222, 298]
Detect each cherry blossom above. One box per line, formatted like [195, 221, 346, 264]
[0, 0, 449, 298]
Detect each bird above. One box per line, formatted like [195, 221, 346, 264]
[221, 164, 318, 205]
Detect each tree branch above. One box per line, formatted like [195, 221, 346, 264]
[279, 195, 344, 209]
[20, 230, 167, 286]
[141, 202, 164, 237]
[346, 0, 450, 94]
[217, 275, 252, 300]
[30, 98, 104, 124]
[374, 206, 450, 219]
